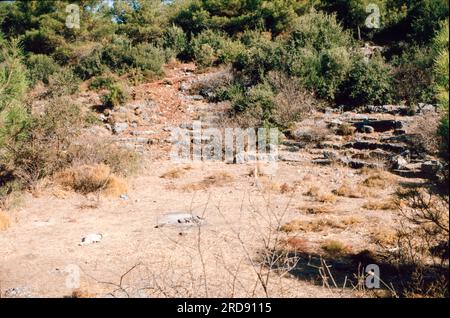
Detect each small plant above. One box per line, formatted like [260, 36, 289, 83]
[101, 83, 129, 109]
[47, 67, 80, 97]
[55, 164, 127, 195]
[321, 240, 352, 258]
[26, 54, 60, 86]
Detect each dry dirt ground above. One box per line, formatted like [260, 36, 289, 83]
[0, 63, 418, 298]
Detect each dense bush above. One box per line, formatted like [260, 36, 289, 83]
[163, 24, 188, 59]
[339, 54, 394, 106]
[47, 67, 80, 97]
[0, 39, 28, 111]
[101, 83, 129, 109]
[391, 46, 435, 107]
[75, 47, 106, 80]
[25, 54, 60, 86]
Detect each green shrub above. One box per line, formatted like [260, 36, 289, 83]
[129, 43, 165, 76]
[232, 81, 274, 122]
[0, 39, 28, 112]
[407, 0, 449, 44]
[281, 11, 354, 100]
[392, 46, 435, 107]
[339, 54, 394, 106]
[89, 75, 117, 91]
[163, 24, 188, 58]
[75, 47, 106, 80]
[189, 30, 227, 67]
[233, 31, 280, 85]
[25, 54, 60, 86]
[47, 67, 80, 97]
[101, 83, 129, 109]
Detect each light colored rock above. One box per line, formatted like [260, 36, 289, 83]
[112, 122, 129, 134]
[79, 233, 103, 246]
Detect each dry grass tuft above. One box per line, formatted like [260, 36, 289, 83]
[0, 210, 11, 231]
[299, 204, 332, 214]
[160, 167, 187, 179]
[181, 171, 234, 192]
[281, 237, 310, 253]
[202, 171, 234, 186]
[336, 123, 356, 136]
[362, 199, 397, 211]
[55, 164, 128, 196]
[305, 186, 337, 203]
[361, 169, 396, 188]
[333, 182, 374, 198]
[280, 216, 361, 233]
[321, 240, 352, 257]
[371, 228, 398, 247]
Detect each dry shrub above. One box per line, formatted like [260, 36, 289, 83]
[55, 164, 128, 196]
[0, 210, 10, 231]
[361, 169, 396, 188]
[408, 114, 441, 156]
[281, 237, 309, 253]
[280, 217, 361, 233]
[335, 123, 356, 136]
[333, 182, 374, 198]
[181, 171, 234, 192]
[68, 136, 140, 177]
[202, 171, 234, 186]
[305, 186, 337, 203]
[160, 167, 186, 179]
[299, 204, 332, 214]
[269, 71, 318, 128]
[371, 228, 398, 247]
[321, 240, 352, 258]
[385, 185, 449, 297]
[362, 199, 397, 211]
[280, 183, 295, 194]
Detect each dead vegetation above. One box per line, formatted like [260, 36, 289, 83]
[181, 171, 234, 192]
[321, 240, 352, 258]
[0, 210, 10, 231]
[362, 199, 397, 211]
[360, 169, 397, 188]
[305, 186, 338, 204]
[55, 164, 128, 196]
[160, 166, 191, 179]
[280, 216, 361, 233]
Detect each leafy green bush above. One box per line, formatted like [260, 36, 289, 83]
[432, 19, 449, 162]
[232, 81, 274, 123]
[163, 24, 188, 58]
[0, 39, 28, 112]
[89, 75, 117, 91]
[339, 54, 394, 106]
[25, 54, 60, 86]
[101, 83, 129, 109]
[75, 47, 106, 80]
[281, 11, 354, 100]
[392, 46, 435, 107]
[233, 31, 280, 85]
[407, 0, 449, 44]
[47, 67, 80, 97]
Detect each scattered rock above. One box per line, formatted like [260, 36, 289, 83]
[155, 213, 205, 228]
[4, 287, 33, 298]
[112, 122, 129, 134]
[179, 82, 189, 92]
[353, 120, 403, 133]
[360, 125, 375, 134]
[79, 234, 103, 246]
[391, 155, 409, 170]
